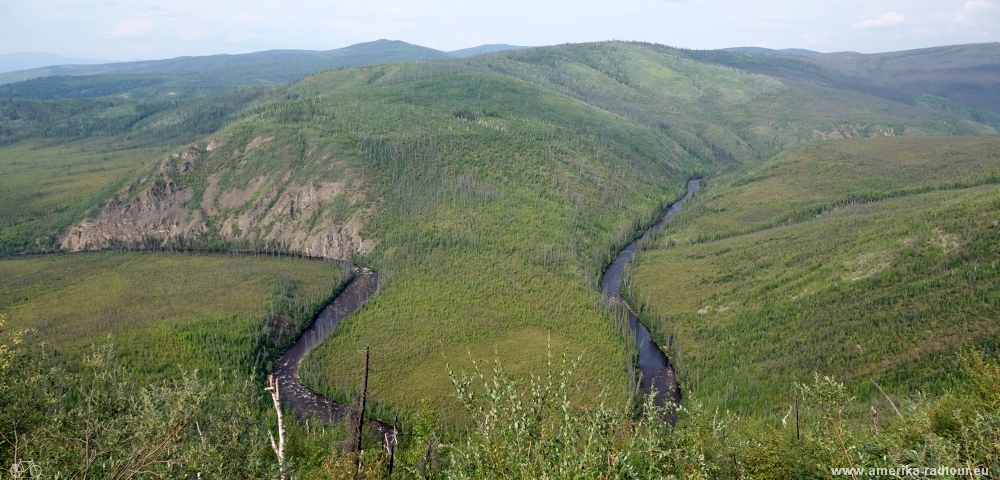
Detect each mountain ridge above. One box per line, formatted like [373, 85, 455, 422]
[0, 40, 453, 90]
[448, 44, 532, 58]
[0, 52, 111, 74]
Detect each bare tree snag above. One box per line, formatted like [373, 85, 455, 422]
[266, 374, 287, 480]
[355, 345, 370, 479]
[386, 412, 399, 476]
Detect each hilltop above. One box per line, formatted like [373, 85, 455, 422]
[448, 44, 532, 58]
[16, 40, 988, 419]
[2, 38, 1000, 476]
[0, 41, 531, 99]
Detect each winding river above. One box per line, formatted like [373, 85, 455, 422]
[600, 178, 700, 416]
[273, 178, 699, 431]
[270, 265, 393, 436]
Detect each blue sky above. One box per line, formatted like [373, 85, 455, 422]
[1, 0, 998, 60]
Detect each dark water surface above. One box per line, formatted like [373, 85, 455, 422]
[271, 267, 393, 435]
[273, 178, 698, 433]
[600, 179, 700, 417]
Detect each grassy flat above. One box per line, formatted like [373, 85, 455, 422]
[629, 136, 1000, 417]
[0, 252, 348, 376]
[0, 141, 163, 251]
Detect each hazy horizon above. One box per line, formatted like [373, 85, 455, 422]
[2, 1, 998, 62]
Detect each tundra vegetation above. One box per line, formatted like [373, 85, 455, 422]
[627, 136, 1000, 419]
[1, 40, 999, 477]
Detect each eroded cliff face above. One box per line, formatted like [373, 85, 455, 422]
[61, 135, 375, 260]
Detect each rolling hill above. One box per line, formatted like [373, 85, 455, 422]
[722, 47, 822, 56]
[28, 40, 993, 421]
[627, 135, 1000, 416]
[448, 44, 532, 58]
[2, 38, 1000, 477]
[686, 43, 1000, 122]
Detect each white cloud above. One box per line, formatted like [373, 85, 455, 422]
[625, 5, 639, 13]
[953, 0, 996, 26]
[110, 14, 154, 37]
[854, 11, 905, 29]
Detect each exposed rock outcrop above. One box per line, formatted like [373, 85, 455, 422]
[61, 138, 374, 260]
[62, 178, 205, 251]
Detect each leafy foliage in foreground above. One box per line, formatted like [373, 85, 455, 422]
[439, 349, 1000, 479]
[5, 326, 996, 479]
[0, 253, 355, 478]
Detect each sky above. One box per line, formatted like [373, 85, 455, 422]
[1, 0, 998, 60]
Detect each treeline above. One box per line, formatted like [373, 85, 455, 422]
[0, 87, 277, 147]
[0, 72, 237, 100]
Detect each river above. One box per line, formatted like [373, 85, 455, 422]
[599, 178, 700, 418]
[273, 178, 699, 432]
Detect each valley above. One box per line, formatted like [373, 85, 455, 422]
[627, 136, 1000, 417]
[1, 39, 999, 477]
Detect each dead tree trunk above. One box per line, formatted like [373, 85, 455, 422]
[355, 345, 370, 479]
[794, 385, 800, 441]
[386, 412, 399, 477]
[266, 374, 287, 480]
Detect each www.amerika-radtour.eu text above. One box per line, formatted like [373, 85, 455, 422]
[831, 466, 990, 477]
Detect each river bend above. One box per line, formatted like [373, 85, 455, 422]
[600, 179, 700, 417]
[273, 178, 698, 431]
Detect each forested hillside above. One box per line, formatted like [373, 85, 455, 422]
[2, 40, 999, 477]
[685, 43, 1000, 126]
[628, 136, 1000, 416]
[0, 88, 279, 252]
[43, 41, 995, 421]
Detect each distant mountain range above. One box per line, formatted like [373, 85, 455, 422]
[3, 39, 999, 123]
[0, 41, 533, 88]
[0, 52, 110, 74]
[686, 42, 1000, 118]
[721, 47, 822, 56]
[448, 44, 532, 58]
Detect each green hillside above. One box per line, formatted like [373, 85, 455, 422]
[628, 136, 1000, 416]
[0, 88, 279, 252]
[686, 43, 1000, 122]
[41, 41, 996, 422]
[1, 38, 1000, 477]
[470, 42, 991, 167]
